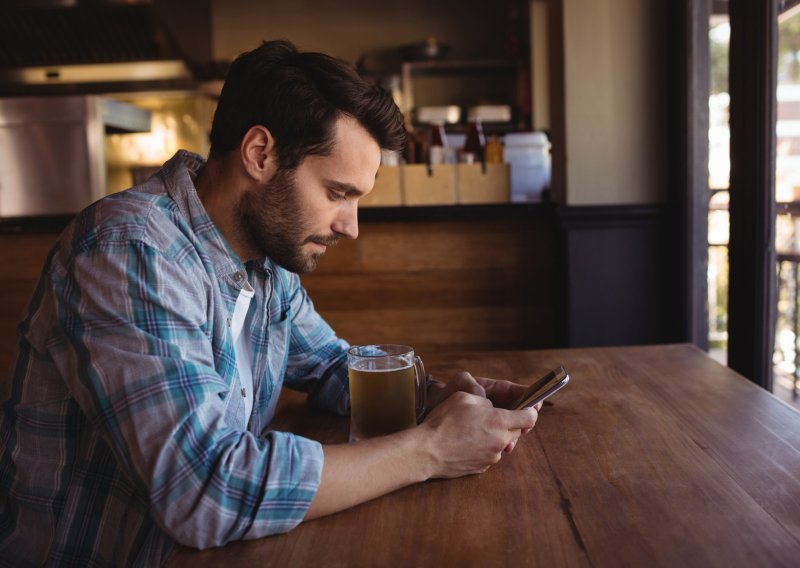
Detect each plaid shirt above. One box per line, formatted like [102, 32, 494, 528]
[0, 151, 350, 566]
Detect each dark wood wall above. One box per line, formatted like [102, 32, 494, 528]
[303, 208, 558, 357]
[0, 203, 685, 378]
[0, 207, 560, 375]
[0, 232, 57, 375]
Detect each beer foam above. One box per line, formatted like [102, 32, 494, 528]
[351, 358, 413, 372]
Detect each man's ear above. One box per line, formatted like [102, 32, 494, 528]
[240, 125, 278, 182]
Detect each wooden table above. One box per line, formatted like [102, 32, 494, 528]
[171, 344, 800, 567]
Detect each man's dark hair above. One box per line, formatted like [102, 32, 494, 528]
[209, 39, 406, 169]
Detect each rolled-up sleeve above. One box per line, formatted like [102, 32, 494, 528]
[48, 238, 323, 548]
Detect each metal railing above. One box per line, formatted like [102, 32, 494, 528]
[707, 194, 799, 399]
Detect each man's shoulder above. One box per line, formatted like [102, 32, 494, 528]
[64, 182, 193, 258]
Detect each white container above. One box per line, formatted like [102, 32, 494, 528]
[416, 105, 461, 125]
[503, 131, 551, 202]
[466, 104, 512, 123]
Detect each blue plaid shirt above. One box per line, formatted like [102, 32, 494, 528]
[0, 151, 351, 566]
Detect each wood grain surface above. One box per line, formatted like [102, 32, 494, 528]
[302, 217, 556, 353]
[0, 215, 557, 377]
[171, 344, 800, 567]
[0, 233, 57, 374]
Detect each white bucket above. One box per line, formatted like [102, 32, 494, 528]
[504, 132, 551, 203]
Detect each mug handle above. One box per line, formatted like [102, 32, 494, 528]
[414, 355, 427, 422]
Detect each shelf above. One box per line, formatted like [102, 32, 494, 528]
[0, 214, 73, 234]
[411, 121, 526, 135]
[401, 59, 519, 76]
[358, 202, 555, 223]
[400, 58, 525, 131]
[0, 205, 557, 234]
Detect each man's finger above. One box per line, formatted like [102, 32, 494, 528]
[503, 433, 521, 453]
[474, 377, 530, 408]
[498, 407, 538, 431]
[453, 372, 487, 398]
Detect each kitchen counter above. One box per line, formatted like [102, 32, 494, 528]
[0, 203, 553, 234]
[0, 214, 74, 234]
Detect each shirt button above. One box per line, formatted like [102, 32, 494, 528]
[233, 271, 244, 282]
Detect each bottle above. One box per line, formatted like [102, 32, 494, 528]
[485, 135, 504, 164]
[428, 122, 447, 165]
[460, 120, 485, 163]
[405, 129, 427, 164]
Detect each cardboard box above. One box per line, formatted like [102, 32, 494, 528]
[360, 165, 403, 207]
[403, 163, 457, 206]
[456, 163, 510, 204]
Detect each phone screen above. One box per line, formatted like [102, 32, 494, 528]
[514, 366, 570, 410]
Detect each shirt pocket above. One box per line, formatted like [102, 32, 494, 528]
[267, 284, 293, 326]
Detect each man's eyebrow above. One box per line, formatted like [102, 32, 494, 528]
[325, 179, 366, 197]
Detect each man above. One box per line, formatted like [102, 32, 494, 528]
[0, 40, 539, 566]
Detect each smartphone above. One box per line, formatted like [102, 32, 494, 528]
[514, 366, 570, 410]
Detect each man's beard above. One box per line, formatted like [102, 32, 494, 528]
[236, 167, 340, 273]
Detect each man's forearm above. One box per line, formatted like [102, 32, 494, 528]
[303, 389, 538, 522]
[304, 427, 432, 520]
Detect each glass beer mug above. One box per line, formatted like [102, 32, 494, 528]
[347, 344, 428, 441]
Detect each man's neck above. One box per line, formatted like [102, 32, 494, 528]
[195, 157, 258, 262]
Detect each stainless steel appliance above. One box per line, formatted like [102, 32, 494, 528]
[0, 95, 151, 217]
[0, 0, 217, 96]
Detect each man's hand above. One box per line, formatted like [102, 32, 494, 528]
[418, 391, 538, 478]
[307, 372, 540, 521]
[425, 371, 541, 450]
[427, 371, 537, 409]
[425, 371, 485, 410]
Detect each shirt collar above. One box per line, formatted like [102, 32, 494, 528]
[159, 150, 251, 285]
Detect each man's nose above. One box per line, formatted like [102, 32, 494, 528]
[332, 202, 359, 240]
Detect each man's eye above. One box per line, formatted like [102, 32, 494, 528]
[329, 190, 347, 201]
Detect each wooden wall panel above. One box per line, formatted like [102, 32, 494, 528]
[302, 217, 557, 355]
[0, 233, 58, 375]
[0, 213, 558, 376]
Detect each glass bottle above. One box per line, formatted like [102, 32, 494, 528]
[429, 122, 447, 165]
[485, 134, 504, 164]
[460, 120, 485, 163]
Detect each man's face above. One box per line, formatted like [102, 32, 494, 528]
[236, 116, 381, 273]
